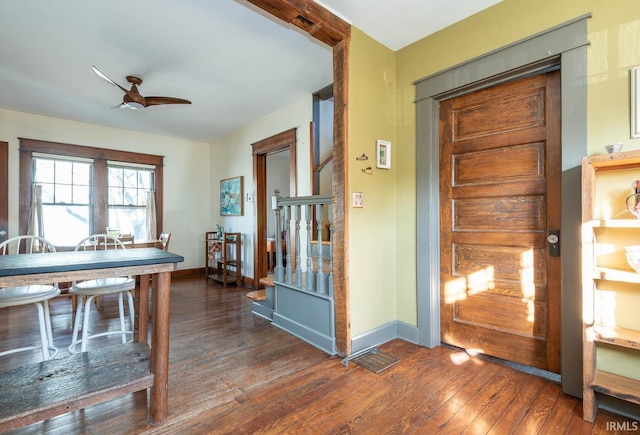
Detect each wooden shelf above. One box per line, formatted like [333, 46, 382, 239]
[593, 267, 640, 283]
[205, 232, 241, 286]
[587, 150, 640, 171]
[582, 153, 640, 422]
[588, 219, 640, 228]
[593, 325, 640, 350]
[591, 370, 640, 406]
[207, 272, 239, 283]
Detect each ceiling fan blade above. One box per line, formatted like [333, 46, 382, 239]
[93, 66, 190, 109]
[92, 66, 132, 95]
[144, 96, 192, 107]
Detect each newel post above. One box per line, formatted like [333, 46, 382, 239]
[272, 190, 284, 282]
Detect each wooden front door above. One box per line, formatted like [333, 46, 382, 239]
[439, 71, 561, 372]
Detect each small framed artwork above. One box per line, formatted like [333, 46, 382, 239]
[632, 66, 640, 138]
[220, 176, 243, 216]
[376, 140, 391, 169]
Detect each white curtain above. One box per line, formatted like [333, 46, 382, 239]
[27, 184, 44, 237]
[145, 191, 157, 240]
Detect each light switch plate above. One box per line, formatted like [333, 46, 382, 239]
[353, 192, 364, 208]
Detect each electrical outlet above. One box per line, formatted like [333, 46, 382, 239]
[353, 192, 364, 208]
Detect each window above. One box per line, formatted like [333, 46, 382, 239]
[107, 164, 154, 238]
[34, 157, 92, 246]
[19, 139, 164, 247]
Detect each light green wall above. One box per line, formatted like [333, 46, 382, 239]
[586, 2, 640, 150]
[347, 29, 398, 335]
[348, 0, 640, 332]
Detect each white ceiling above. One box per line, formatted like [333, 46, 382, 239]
[317, 0, 502, 51]
[0, 0, 501, 144]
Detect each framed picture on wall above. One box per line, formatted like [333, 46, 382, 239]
[376, 140, 391, 169]
[632, 66, 640, 138]
[220, 176, 243, 216]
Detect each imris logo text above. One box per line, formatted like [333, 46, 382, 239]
[606, 421, 639, 432]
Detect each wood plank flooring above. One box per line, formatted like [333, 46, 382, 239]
[1, 276, 638, 434]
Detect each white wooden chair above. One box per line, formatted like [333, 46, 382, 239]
[0, 235, 60, 361]
[159, 232, 171, 251]
[69, 234, 135, 353]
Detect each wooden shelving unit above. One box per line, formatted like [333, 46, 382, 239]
[582, 150, 640, 422]
[205, 232, 241, 286]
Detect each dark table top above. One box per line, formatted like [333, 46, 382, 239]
[0, 248, 184, 277]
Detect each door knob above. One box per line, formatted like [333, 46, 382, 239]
[547, 230, 560, 256]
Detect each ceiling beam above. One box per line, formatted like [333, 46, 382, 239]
[245, 0, 350, 46]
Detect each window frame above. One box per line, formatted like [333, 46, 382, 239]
[19, 138, 164, 247]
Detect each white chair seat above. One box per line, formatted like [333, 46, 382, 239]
[69, 234, 137, 353]
[70, 277, 135, 295]
[0, 285, 60, 307]
[0, 235, 60, 362]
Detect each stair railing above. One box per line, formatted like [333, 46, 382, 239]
[272, 190, 333, 295]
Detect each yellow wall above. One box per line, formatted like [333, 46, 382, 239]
[348, 0, 640, 333]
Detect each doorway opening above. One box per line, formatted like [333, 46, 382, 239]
[252, 128, 297, 288]
[312, 84, 334, 198]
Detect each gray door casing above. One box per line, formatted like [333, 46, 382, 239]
[415, 15, 589, 397]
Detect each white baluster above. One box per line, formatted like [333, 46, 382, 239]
[327, 202, 333, 296]
[284, 205, 292, 284]
[316, 203, 326, 294]
[294, 204, 302, 287]
[305, 204, 313, 291]
[273, 191, 284, 282]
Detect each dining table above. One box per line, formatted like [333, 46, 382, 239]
[130, 239, 164, 249]
[0, 247, 183, 429]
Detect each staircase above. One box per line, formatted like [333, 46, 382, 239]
[248, 277, 274, 320]
[249, 193, 336, 355]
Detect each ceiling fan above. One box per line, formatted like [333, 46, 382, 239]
[92, 66, 191, 110]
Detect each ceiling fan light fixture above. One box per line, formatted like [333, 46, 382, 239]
[125, 102, 144, 110]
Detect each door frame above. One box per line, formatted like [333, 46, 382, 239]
[247, 0, 351, 356]
[415, 16, 589, 396]
[252, 128, 297, 289]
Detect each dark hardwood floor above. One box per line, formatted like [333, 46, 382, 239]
[1, 276, 638, 434]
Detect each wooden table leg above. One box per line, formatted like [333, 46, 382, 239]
[134, 274, 150, 344]
[150, 271, 171, 426]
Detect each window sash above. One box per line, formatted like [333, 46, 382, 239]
[34, 157, 92, 206]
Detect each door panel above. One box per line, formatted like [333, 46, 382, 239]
[440, 71, 561, 372]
